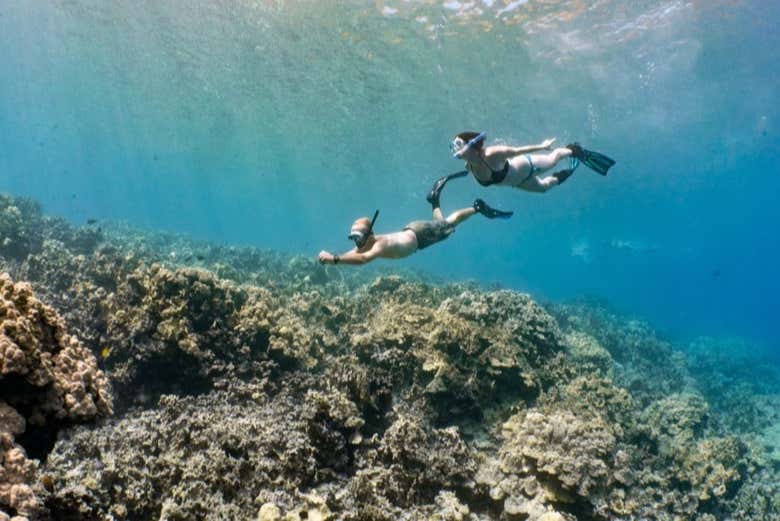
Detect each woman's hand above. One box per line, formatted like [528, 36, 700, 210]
[541, 137, 556, 149]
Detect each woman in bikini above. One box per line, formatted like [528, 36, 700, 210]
[440, 131, 614, 194]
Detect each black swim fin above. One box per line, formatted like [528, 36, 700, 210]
[427, 170, 469, 208]
[567, 143, 615, 176]
[552, 168, 575, 185]
[474, 199, 513, 220]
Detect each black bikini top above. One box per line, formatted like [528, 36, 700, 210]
[473, 157, 509, 186]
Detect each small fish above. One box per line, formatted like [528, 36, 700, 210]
[86, 218, 98, 225]
[100, 347, 111, 359]
[196, 254, 205, 261]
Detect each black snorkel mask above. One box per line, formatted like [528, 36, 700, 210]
[348, 209, 379, 248]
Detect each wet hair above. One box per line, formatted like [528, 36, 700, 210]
[455, 131, 484, 150]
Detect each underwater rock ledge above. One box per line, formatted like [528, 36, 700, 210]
[0, 192, 779, 521]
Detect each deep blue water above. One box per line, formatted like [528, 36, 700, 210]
[1, 1, 778, 348]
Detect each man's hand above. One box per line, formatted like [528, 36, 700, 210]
[318, 250, 333, 264]
[541, 137, 556, 149]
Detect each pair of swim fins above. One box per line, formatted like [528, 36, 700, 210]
[567, 143, 616, 176]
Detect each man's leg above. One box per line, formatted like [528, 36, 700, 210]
[445, 207, 476, 226]
[430, 172, 468, 220]
[448, 200, 513, 225]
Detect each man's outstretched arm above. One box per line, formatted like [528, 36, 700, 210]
[318, 244, 381, 266]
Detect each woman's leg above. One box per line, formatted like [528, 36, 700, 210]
[519, 174, 560, 193]
[527, 147, 572, 172]
[432, 207, 444, 221]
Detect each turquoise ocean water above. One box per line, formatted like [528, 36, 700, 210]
[0, 0, 778, 349]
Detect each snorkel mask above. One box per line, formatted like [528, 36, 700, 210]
[348, 209, 379, 248]
[450, 131, 486, 158]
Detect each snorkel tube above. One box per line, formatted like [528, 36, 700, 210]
[451, 131, 487, 158]
[348, 209, 380, 248]
[368, 209, 379, 233]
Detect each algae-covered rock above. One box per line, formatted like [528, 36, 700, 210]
[540, 375, 635, 430]
[0, 194, 101, 263]
[46, 386, 327, 519]
[565, 331, 614, 377]
[641, 393, 709, 456]
[686, 336, 780, 434]
[430, 490, 469, 521]
[550, 301, 690, 406]
[500, 409, 619, 497]
[43, 383, 478, 521]
[0, 196, 44, 261]
[257, 502, 281, 521]
[347, 289, 563, 425]
[679, 436, 745, 500]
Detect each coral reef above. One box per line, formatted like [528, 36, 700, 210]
[43, 383, 479, 521]
[0, 194, 100, 263]
[685, 336, 780, 434]
[345, 287, 562, 426]
[0, 272, 111, 520]
[0, 192, 778, 520]
[550, 300, 691, 406]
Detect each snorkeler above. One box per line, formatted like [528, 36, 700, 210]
[318, 173, 512, 266]
[447, 131, 615, 193]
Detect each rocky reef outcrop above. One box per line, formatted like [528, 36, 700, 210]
[0, 272, 112, 520]
[0, 192, 778, 520]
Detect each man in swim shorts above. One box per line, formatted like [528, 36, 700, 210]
[317, 173, 512, 266]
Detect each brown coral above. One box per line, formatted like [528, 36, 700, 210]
[0, 273, 112, 422]
[0, 272, 112, 519]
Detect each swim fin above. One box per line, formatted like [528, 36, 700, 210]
[552, 168, 575, 185]
[567, 143, 615, 176]
[474, 199, 513, 220]
[427, 170, 469, 208]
